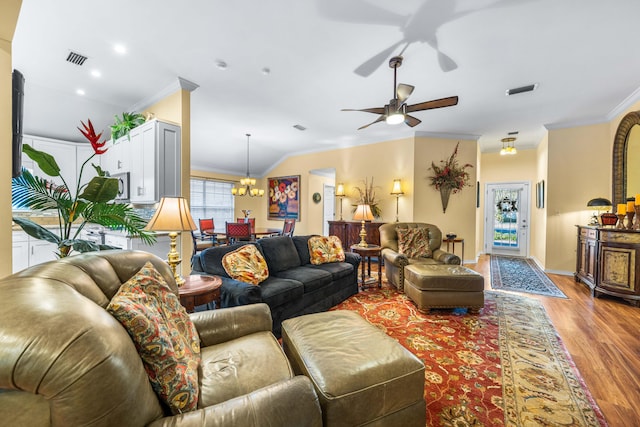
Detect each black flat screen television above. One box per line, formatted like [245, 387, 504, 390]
[12, 69, 25, 178]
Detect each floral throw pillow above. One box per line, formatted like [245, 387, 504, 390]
[396, 227, 432, 259]
[308, 235, 346, 265]
[106, 262, 200, 414]
[222, 244, 269, 285]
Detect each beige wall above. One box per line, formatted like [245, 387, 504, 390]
[546, 123, 611, 273]
[414, 137, 478, 262]
[531, 134, 548, 266]
[2, 1, 22, 278]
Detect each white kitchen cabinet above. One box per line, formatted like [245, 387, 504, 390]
[31, 138, 77, 193]
[100, 135, 131, 175]
[129, 120, 181, 203]
[104, 233, 129, 249]
[12, 231, 29, 273]
[29, 240, 58, 266]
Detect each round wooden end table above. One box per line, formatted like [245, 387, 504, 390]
[179, 275, 222, 313]
[350, 244, 382, 289]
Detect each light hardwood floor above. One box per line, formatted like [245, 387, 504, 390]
[469, 254, 640, 425]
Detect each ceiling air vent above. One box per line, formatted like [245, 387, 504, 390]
[293, 124, 307, 131]
[506, 84, 537, 96]
[508, 131, 519, 135]
[66, 51, 88, 66]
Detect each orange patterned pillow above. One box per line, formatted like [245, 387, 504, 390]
[308, 235, 346, 265]
[396, 227, 432, 258]
[107, 262, 200, 414]
[222, 244, 269, 285]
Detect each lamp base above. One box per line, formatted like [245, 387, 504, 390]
[358, 220, 368, 247]
[166, 231, 185, 287]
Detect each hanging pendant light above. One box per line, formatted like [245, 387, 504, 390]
[231, 134, 265, 197]
[500, 137, 517, 155]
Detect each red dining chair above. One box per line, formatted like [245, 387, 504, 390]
[199, 218, 215, 241]
[281, 219, 296, 237]
[226, 222, 252, 244]
[237, 217, 256, 235]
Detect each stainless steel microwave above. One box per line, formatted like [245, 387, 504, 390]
[112, 172, 129, 201]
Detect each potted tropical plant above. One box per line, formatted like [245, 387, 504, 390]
[110, 112, 146, 141]
[12, 119, 155, 258]
[352, 177, 382, 218]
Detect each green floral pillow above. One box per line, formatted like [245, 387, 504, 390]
[222, 244, 269, 285]
[396, 227, 432, 258]
[107, 262, 200, 414]
[308, 235, 346, 265]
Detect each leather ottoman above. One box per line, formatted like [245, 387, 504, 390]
[404, 264, 484, 313]
[281, 311, 426, 427]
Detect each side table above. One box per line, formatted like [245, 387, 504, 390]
[179, 275, 222, 313]
[350, 244, 382, 289]
[444, 238, 465, 265]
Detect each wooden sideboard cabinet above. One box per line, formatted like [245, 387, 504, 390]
[328, 220, 385, 248]
[575, 225, 640, 306]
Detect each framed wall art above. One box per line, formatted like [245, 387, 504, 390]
[268, 175, 300, 220]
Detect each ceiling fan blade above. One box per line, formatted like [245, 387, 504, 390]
[357, 115, 386, 130]
[396, 84, 414, 104]
[437, 51, 458, 72]
[404, 115, 421, 128]
[341, 107, 385, 115]
[354, 41, 403, 77]
[406, 96, 458, 113]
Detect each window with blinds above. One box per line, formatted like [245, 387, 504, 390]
[190, 178, 234, 231]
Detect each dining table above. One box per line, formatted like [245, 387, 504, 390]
[203, 227, 282, 241]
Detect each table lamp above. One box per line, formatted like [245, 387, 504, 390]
[390, 179, 404, 222]
[335, 183, 345, 220]
[144, 197, 197, 286]
[586, 197, 615, 226]
[353, 204, 374, 247]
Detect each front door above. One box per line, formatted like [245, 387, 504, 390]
[323, 184, 335, 236]
[484, 182, 530, 257]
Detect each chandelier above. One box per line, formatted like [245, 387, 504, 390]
[500, 137, 517, 155]
[231, 134, 264, 197]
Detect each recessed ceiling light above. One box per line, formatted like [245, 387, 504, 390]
[114, 44, 127, 55]
[261, 67, 271, 75]
[216, 60, 227, 70]
[91, 69, 101, 78]
[76, 89, 85, 96]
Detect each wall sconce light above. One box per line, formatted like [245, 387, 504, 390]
[335, 182, 345, 220]
[390, 179, 404, 222]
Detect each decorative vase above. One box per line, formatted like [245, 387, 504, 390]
[440, 185, 453, 213]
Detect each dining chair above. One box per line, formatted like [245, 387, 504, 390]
[191, 230, 214, 256]
[199, 218, 216, 241]
[281, 218, 296, 237]
[225, 222, 252, 244]
[237, 217, 256, 235]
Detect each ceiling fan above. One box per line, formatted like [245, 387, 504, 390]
[342, 55, 458, 130]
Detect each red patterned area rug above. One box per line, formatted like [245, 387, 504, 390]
[331, 286, 608, 426]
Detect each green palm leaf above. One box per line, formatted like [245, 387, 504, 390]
[82, 203, 156, 245]
[12, 168, 71, 211]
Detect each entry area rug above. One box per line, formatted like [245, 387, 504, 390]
[490, 255, 567, 298]
[332, 288, 607, 426]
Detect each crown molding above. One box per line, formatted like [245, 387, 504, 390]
[128, 77, 199, 112]
[414, 131, 481, 141]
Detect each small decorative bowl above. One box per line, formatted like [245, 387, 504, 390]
[446, 233, 457, 240]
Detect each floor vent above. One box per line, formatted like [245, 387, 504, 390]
[66, 51, 88, 66]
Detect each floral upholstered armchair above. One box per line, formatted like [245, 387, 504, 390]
[379, 222, 460, 291]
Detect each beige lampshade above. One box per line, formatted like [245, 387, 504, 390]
[335, 183, 345, 197]
[391, 179, 404, 196]
[353, 204, 374, 221]
[144, 197, 197, 232]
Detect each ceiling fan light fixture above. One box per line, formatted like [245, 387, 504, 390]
[386, 111, 405, 125]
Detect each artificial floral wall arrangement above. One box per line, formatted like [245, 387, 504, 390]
[427, 142, 473, 213]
